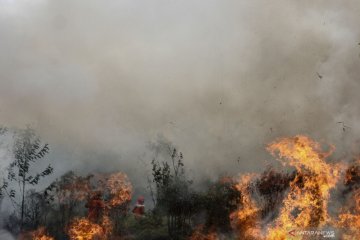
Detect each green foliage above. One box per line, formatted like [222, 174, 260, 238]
[8, 127, 52, 185]
[7, 127, 53, 229]
[1, 134, 259, 239]
[150, 147, 200, 239]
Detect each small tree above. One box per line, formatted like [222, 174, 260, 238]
[44, 171, 92, 227]
[151, 147, 199, 239]
[42, 171, 95, 239]
[24, 189, 50, 229]
[8, 127, 53, 229]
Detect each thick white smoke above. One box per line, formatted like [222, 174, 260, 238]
[0, 0, 359, 188]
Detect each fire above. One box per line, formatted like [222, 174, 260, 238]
[344, 161, 360, 187]
[101, 215, 113, 238]
[189, 225, 218, 240]
[229, 135, 346, 239]
[337, 189, 360, 239]
[67, 171, 132, 239]
[31, 227, 54, 240]
[230, 174, 263, 239]
[68, 218, 103, 240]
[265, 135, 341, 238]
[21, 136, 360, 239]
[106, 172, 133, 207]
[337, 160, 360, 239]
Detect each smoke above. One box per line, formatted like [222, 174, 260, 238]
[0, 0, 360, 191]
[0, 230, 15, 240]
[0, 208, 15, 240]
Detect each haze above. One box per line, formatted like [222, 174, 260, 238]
[1, 0, 360, 192]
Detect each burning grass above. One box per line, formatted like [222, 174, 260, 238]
[227, 135, 360, 239]
[30, 227, 54, 240]
[11, 135, 360, 239]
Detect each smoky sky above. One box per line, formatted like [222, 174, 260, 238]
[1, 0, 360, 190]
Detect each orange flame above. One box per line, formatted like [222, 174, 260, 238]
[230, 173, 263, 240]
[24, 137, 360, 239]
[106, 172, 133, 207]
[189, 225, 218, 240]
[229, 135, 347, 239]
[68, 218, 103, 240]
[337, 190, 360, 239]
[337, 160, 360, 239]
[265, 135, 341, 238]
[67, 171, 132, 239]
[101, 215, 113, 238]
[31, 227, 54, 240]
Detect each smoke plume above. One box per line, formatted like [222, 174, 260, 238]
[0, 0, 360, 189]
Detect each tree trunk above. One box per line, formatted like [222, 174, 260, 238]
[21, 177, 26, 230]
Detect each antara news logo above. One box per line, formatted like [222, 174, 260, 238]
[287, 228, 336, 239]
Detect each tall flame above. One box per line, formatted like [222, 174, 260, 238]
[230, 173, 263, 240]
[337, 189, 360, 239]
[336, 160, 360, 239]
[266, 135, 341, 239]
[23, 137, 360, 239]
[229, 135, 345, 239]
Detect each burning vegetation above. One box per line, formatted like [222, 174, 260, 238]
[1, 128, 360, 239]
[265, 136, 341, 239]
[64, 172, 132, 240]
[67, 218, 103, 240]
[189, 136, 360, 240]
[29, 227, 54, 240]
[189, 225, 218, 240]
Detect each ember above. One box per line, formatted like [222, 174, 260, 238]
[30, 227, 54, 240]
[189, 225, 218, 240]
